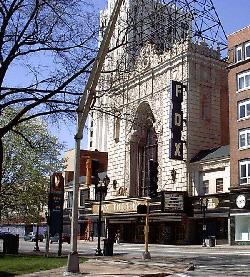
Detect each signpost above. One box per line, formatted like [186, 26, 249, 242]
[48, 173, 64, 256]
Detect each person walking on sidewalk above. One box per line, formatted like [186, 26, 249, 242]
[115, 230, 121, 244]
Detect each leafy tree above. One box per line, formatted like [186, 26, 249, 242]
[1, 109, 64, 223]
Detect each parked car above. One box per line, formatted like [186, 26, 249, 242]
[49, 233, 70, 244]
[24, 232, 44, 242]
[0, 232, 14, 239]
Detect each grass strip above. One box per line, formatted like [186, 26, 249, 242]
[0, 254, 86, 276]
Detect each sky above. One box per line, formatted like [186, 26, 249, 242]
[50, 0, 250, 151]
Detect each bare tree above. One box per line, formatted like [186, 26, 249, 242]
[0, 0, 227, 190]
[0, 0, 101, 187]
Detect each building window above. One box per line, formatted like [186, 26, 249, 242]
[201, 95, 210, 121]
[216, 178, 223, 193]
[67, 191, 73, 208]
[245, 42, 250, 59]
[239, 159, 250, 184]
[235, 215, 250, 241]
[113, 115, 120, 143]
[80, 190, 86, 207]
[239, 128, 250, 149]
[237, 71, 250, 91]
[203, 180, 209, 195]
[238, 99, 250, 120]
[236, 45, 243, 62]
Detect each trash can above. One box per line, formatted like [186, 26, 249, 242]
[208, 236, 216, 247]
[103, 238, 114, 256]
[3, 234, 19, 254]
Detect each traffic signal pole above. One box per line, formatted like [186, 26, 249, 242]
[66, 0, 123, 273]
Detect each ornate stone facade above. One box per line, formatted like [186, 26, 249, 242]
[104, 41, 228, 200]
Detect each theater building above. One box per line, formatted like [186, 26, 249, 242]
[88, 0, 229, 244]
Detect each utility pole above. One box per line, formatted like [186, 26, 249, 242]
[66, 0, 123, 273]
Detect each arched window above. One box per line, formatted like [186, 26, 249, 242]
[130, 102, 158, 197]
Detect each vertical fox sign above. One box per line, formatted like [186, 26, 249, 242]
[169, 80, 185, 160]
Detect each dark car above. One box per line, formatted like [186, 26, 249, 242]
[0, 232, 14, 239]
[62, 233, 70, 244]
[24, 232, 44, 242]
[50, 233, 70, 244]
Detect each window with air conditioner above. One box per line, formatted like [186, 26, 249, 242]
[239, 159, 250, 185]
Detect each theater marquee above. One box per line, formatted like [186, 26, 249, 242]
[169, 80, 186, 160]
[92, 199, 147, 215]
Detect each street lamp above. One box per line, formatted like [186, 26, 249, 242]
[33, 223, 40, 252]
[143, 199, 151, 260]
[66, 0, 123, 272]
[95, 175, 110, 256]
[45, 211, 50, 257]
[200, 197, 208, 247]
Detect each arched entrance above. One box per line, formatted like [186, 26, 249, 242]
[129, 102, 158, 197]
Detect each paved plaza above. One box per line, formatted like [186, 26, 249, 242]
[16, 241, 250, 276]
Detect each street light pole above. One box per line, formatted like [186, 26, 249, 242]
[143, 199, 151, 259]
[95, 176, 109, 256]
[200, 198, 208, 247]
[66, 0, 123, 272]
[33, 223, 40, 252]
[45, 211, 50, 257]
[95, 188, 103, 256]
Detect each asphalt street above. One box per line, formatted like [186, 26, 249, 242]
[17, 240, 250, 276]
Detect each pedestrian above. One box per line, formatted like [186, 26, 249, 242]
[90, 231, 94, 241]
[115, 230, 120, 244]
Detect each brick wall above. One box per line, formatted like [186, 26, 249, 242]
[228, 25, 250, 187]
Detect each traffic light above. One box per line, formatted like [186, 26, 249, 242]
[149, 159, 158, 198]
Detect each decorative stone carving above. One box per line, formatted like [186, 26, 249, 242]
[135, 43, 159, 71]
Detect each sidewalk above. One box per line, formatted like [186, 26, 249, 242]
[20, 255, 192, 277]
[18, 243, 250, 276]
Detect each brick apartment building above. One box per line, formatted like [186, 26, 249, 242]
[228, 25, 250, 245]
[63, 149, 108, 239]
